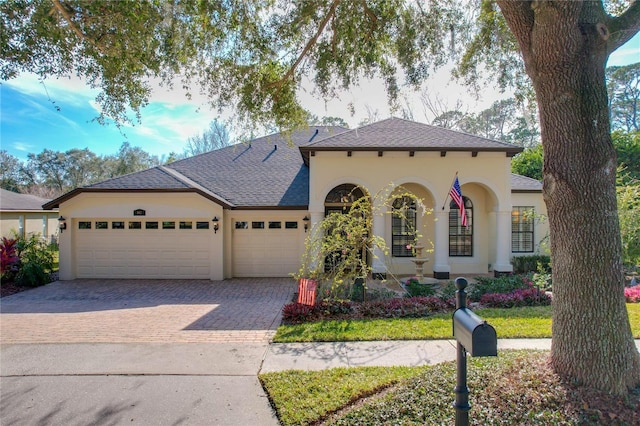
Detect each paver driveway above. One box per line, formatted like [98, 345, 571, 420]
[0, 278, 296, 343]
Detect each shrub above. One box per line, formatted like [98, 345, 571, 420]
[511, 255, 551, 274]
[15, 234, 56, 287]
[282, 303, 317, 324]
[317, 299, 354, 316]
[480, 287, 552, 308]
[405, 281, 436, 297]
[531, 271, 552, 291]
[625, 285, 640, 303]
[1, 237, 19, 279]
[469, 275, 530, 302]
[359, 296, 449, 318]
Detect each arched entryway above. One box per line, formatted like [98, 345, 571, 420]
[323, 183, 370, 275]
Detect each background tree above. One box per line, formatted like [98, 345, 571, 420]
[607, 62, 640, 132]
[183, 119, 233, 157]
[510, 144, 543, 181]
[2, 0, 639, 395]
[26, 149, 67, 194]
[0, 150, 22, 192]
[62, 148, 105, 189]
[112, 142, 159, 177]
[419, 92, 467, 129]
[617, 172, 640, 268]
[613, 130, 640, 181]
[306, 114, 349, 128]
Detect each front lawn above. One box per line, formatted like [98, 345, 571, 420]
[260, 350, 640, 425]
[273, 304, 640, 343]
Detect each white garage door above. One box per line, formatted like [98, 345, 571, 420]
[74, 219, 212, 279]
[232, 219, 302, 277]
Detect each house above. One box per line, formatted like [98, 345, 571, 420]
[0, 188, 59, 242]
[44, 118, 548, 281]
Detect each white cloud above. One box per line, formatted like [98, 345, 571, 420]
[12, 141, 35, 153]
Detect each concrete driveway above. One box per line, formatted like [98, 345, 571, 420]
[1, 278, 295, 425]
[0, 278, 296, 344]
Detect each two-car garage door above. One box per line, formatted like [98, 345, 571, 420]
[72, 217, 303, 279]
[74, 219, 212, 279]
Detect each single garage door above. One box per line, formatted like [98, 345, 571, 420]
[232, 219, 301, 277]
[74, 219, 212, 279]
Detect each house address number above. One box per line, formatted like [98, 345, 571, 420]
[133, 209, 146, 216]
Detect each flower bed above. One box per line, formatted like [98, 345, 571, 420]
[282, 274, 555, 324]
[625, 285, 640, 303]
[282, 296, 455, 324]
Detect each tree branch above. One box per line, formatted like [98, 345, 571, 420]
[50, 0, 106, 54]
[269, 0, 341, 89]
[608, 0, 640, 53]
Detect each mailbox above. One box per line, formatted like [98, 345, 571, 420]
[453, 307, 497, 357]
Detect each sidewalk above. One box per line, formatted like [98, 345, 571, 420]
[260, 338, 554, 372]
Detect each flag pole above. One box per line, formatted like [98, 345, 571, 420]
[442, 171, 458, 210]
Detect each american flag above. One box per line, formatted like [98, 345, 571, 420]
[449, 176, 468, 227]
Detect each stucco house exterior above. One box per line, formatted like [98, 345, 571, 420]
[1, 188, 59, 242]
[44, 118, 548, 281]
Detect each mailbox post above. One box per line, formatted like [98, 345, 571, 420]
[452, 277, 497, 426]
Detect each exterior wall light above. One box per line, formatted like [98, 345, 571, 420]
[58, 216, 67, 232]
[303, 215, 310, 233]
[212, 217, 219, 233]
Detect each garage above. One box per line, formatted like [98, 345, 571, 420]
[232, 219, 302, 277]
[74, 218, 213, 279]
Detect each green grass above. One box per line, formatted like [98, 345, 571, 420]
[261, 350, 640, 425]
[259, 365, 430, 426]
[273, 304, 640, 342]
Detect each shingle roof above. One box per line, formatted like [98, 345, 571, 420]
[167, 126, 347, 207]
[0, 189, 52, 211]
[43, 120, 537, 210]
[510, 174, 543, 192]
[300, 117, 522, 163]
[89, 167, 193, 190]
[44, 126, 348, 209]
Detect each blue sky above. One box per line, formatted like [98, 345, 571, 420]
[1, 33, 638, 161]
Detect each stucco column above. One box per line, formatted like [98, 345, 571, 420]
[493, 210, 514, 276]
[57, 216, 74, 280]
[371, 205, 387, 276]
[307, 211, 325, 271]
[433, 209, 451, 279]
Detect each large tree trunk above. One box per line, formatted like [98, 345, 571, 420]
[498, 1, 640, 395]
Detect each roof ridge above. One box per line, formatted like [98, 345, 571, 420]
[159, 166, 235, 207]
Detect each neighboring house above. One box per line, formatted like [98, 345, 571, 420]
[0, 188, 59, 241]
[44, 118, 549, 281]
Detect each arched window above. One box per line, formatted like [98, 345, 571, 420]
[324, 184, 365, 215]
[392, 196, 417, 257]
[449, 197, 473, 256]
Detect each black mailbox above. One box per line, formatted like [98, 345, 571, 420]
[453, 307, 497, 357]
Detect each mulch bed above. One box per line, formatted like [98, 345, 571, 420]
[0, 281, 30, 298]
